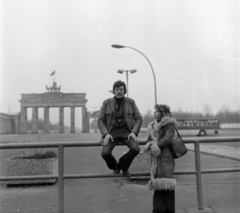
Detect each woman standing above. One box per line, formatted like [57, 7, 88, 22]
[143, 104, 177, 213]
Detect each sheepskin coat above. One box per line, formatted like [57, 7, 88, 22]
[144, 116, 177, 191]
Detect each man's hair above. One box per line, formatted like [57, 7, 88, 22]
[112, 80, 127, 94]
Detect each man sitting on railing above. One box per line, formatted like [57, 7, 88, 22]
[97, 80, 142, 178]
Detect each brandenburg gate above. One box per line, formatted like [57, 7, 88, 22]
[19, 82, 89, 134]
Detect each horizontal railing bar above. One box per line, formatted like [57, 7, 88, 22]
[2, 168, 239, 182]
[182, 136, 240, 143]
[63, 171, 197, 179]
[0, 171, 194, 181]
[201, 168, 240, 174]
[1, 168, 239, 182]
[61, 169, 240, 179]
[0, 175, 58, 181]
[64, 173, 135, 179]
[0, 136, 239, 149]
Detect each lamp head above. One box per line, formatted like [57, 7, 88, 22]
[130, 69, 137, 74]
[112, 44, 125, 48]
[117, 70, 124, 74]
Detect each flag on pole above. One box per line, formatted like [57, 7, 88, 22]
[50, 71, 55, 76]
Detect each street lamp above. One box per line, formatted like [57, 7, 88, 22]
[112, 44, 157, 105]
[117, 69, 137, 97]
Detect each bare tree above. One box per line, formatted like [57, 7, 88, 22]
[202, 104, 213, 117]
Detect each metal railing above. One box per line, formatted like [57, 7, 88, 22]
[0, 136, 240, 213]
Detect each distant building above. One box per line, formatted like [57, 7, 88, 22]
[0, 112, 20, 134]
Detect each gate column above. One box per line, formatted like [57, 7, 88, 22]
[59, 107, 64, 133]
[20, 107, 27, 134]
[32, 107, 38, 134]
[70, 106, 75, 133]
[44, 107, 50, 133]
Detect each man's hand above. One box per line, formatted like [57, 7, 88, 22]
[102, 134, 113, 146]
[128, 132, 138, 144]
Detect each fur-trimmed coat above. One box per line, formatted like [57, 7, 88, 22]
[143, 116, 177, 191]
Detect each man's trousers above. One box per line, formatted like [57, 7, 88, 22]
[101, 127, 140, 171]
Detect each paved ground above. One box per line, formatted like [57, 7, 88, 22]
[0, 132, 239, 213]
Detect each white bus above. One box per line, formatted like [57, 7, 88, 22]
[176, 118, 221, 136]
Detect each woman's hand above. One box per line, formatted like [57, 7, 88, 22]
[150, 142, 161, 157]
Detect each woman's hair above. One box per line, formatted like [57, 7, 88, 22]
[112, 80, 127, 94]
[155, 104, 172, 116]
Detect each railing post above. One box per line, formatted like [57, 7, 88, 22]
[58, 145, 64, 213]
[194, 141, 204, 210]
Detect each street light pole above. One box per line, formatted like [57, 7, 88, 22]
[117, 69, 137, 97]
[126, 71, 129, 97]
[112, 44, 157, 105]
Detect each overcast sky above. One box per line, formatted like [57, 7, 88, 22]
[0, 0, 239, 126]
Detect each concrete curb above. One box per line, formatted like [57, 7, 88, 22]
[187, 149, 240, 162]
[186, 144, 240, 162]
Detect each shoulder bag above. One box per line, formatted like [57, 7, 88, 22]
[170, 126, 188, 159]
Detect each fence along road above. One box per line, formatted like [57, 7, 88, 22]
[0, 136, 240, 213]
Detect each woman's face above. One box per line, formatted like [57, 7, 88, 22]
[154, 108, 165, 120]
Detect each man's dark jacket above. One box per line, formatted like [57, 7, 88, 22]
[97, 97, 142, 137]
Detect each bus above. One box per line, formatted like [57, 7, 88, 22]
[176, 118, 221, 136]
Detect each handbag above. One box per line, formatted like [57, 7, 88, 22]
[170, 126, 188, 159]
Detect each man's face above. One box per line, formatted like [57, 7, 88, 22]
[114, 86, 125, 98]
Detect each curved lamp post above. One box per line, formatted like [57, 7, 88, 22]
[112, 44, 157, 105]
[117, 69, 137, 97]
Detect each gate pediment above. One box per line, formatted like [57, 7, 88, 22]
[44, 93, 63, 100]
[20, 93, 87, 107]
